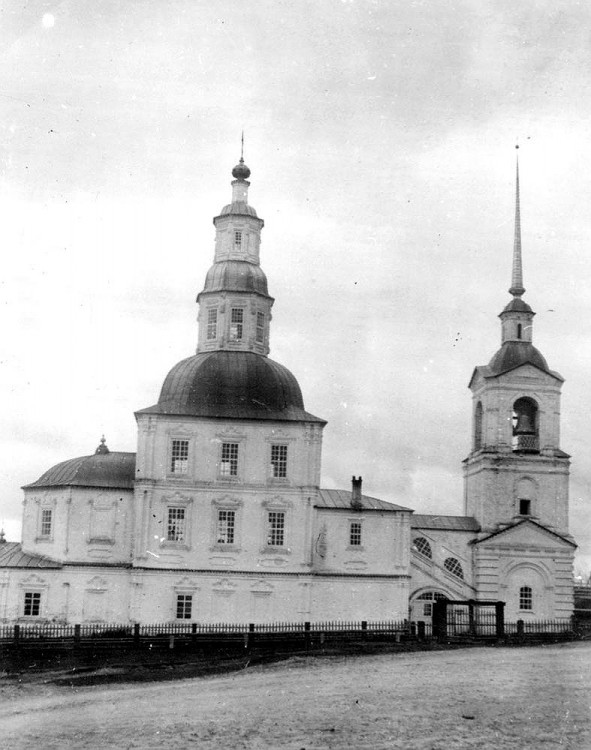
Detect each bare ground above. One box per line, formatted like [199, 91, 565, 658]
[1, 642, 590, 749]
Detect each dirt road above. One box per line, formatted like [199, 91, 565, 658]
[1, 643, 590, 749]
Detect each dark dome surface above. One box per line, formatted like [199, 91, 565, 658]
[24, 452, 136, 490]
[217, 202, 259, 218]
[488, 341, 550, 376]
[501, 297, 533, 314]
[139, 351, 325, 422]
[200, 261, 270, 297]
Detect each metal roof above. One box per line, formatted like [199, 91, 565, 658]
[0, 542, 62, 568]
[487, 341, 553, 378]
[138, 351, 326, 423]
[411, 514, 480, 531]
[316, 489, 411, 512]
[198, 260, 271, 300]
[24, 451, 136, 490]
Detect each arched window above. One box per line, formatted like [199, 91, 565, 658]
[519, 586, 533, 610]
[413, 537, 432, 559]
[512, 397, 539, 452]
[444, 557, 464, 579]
[474, 401, 483, 450]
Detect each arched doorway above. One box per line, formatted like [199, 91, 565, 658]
[410, 590, 448, 627]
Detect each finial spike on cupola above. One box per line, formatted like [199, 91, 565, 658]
[0, 528, 5, 543]
[232, 132, 251, 181]
[509, 145, 525, 298]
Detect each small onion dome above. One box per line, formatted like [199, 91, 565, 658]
[488, 341, 550, 376]
[24, 451, 136, 490]
[501, 297, 533, 314]
[199, 261, 270, 298]
[95, 435, 109, 454]
[138, 351, 326, 423]
[232, 158, 251, 181]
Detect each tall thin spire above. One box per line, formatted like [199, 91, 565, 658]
[509, 145, 525, 298]
[240, 130, 244, 161]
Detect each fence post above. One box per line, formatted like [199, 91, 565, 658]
[468, 600, 476, 637]
[13, 624, 19, 644]
[191, 622, 197, 644]
[517, 619, 525, 642]
[361, 620, 367, 640]
[133, 623, 140, 646]
[304, 621, 311, 652]
[417, 621, 426, 641]
[169, 635, 175, 650]
[495, 601, 505, 640]
[246, 623, 254, 652]
[74, 624, 81, 644]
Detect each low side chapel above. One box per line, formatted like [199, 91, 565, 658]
[0, 150, 576, 625]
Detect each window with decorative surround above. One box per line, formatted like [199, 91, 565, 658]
[230, 308, 244, 340]
[413, 536, 432, 559]
[176, 594, 192, 620]
[207, 308, 218, 340]
[349, 521, 362, 546]
[40, 508, 52, 538]
[220, 443, 239, 477]
[267, 511, 285, 546]
[234, 230, 242, 249]
[167, 507, 186, 543]
[170, 439, 189, 474]
[270, 444, 288, 478]
[216, 509, 235, 544]
[444, 557, 464, 579]
[256, 311, 265, 343]
[519, 586, 533, 611]
[23, 592, 41, 617]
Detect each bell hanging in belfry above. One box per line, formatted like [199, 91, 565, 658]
[514, 412, 534, 435]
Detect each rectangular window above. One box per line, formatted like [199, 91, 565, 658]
[267, 511, 285, 546]
[234, 231, 242, 248]
[256, 312, 265, 343]
[230, 308, 244, 340]
[423, 603, 433, 617]
[217, 510, 235, 544]
[270, 444, 288, 478]
[519, 499, 531, 516]
[167, 507, 186, 543]
[220, 443, 239, 477]
[170, 439, 189, 474]
[24, 592, 41, 617]
[176, 594, 192, 620]
[40, 508, 52, 537]
[350, 521, 362, 546]
[519, 586, 533, 611]
[207, 308, 218, 340]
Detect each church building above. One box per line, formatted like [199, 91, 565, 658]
[0, 152, 576, 626]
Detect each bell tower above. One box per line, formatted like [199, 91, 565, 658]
[463, 150, 571, 536]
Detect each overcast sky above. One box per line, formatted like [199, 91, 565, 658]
[1, 0, 591, 572]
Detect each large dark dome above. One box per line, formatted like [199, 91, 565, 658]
[488, 341, 550, 376]
[24, 451, 136, 490]
[138, 351, 325, 422]
[198, 261, 270, 298]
